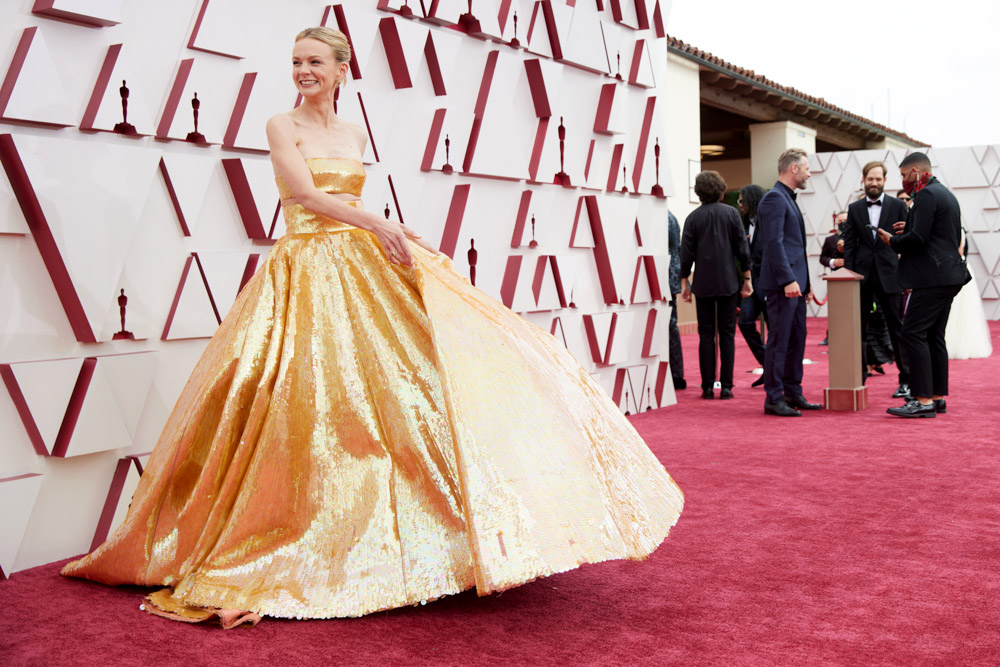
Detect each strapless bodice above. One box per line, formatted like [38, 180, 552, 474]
[276, 158, 366, 234]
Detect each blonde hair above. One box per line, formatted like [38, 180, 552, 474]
[777, 148, 808, 174]
[295, 27, 351, 86]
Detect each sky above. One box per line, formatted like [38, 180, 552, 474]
[667, 0, 1000, 148]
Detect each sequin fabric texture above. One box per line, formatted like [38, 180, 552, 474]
[62, 158, 684, 619]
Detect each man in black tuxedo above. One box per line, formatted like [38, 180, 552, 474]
[877, 152, 967, 418]
[757, 148, 822, 417]
[843, 161, 910, 398]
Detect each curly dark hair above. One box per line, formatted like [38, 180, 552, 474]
[739, 184, 765, 225]
[694, 170, 727, 204]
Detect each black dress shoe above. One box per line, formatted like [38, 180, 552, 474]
[872, 365, 885, 375]
[751, 377, 765, 387]
[764, 399, 801, 417]
[892, 383, 911, 399]
[934, 398, 946, 414]
[818, 337, 829, 346]
[672, 377, 687, 390]
[720, 388, 734, 400]
[701, 389, 713, 399]
[887, 399, 936, 418]
[784, 395, 822, 410]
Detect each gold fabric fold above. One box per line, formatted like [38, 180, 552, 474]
[61, 159, 683, 619]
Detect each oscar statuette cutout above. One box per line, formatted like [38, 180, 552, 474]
[398, 0, 413, 17]
[646, 387, 653, 411]
[508, 11, 520, 48]
[651, 137, 665, 197]
[529, 214, 538, 248]
[615, 51, 623, 81]
[458, 0, 483, 36]
[441, 134, 454, 173]
[553, 117, 572, 187]
[112, 289, 135, 340]
[114, 80, 138, 136]
[624, 386, 631, 415]
[186, 92, 207, 144]
[467, 239, 478, 286]
[568, 286, 577, 309]
[621, 165, 628, 194]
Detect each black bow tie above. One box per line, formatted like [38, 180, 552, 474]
[867, 199, 882, 207]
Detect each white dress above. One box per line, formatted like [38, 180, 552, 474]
[945, 237, 992, 359]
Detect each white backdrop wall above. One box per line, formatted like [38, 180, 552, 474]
[0, 0, 680, 575]
[798, 147, 1000, 320]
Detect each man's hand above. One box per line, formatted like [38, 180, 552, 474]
[681, 280, 692, 303]
[832, 258, 844, 268]
[892, 221, 906, 234]
[877, 228, 893, 246]
[837, 239, 844, 252]
[740, 278, 753, 299]
[784, 281, 802, 298]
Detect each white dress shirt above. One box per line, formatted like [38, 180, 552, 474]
[866, 194, 884, 237]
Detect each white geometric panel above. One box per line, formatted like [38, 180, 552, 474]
[0, 473, 43, 578]
[162, 255, 220, 340]
[105, 457, 143, 540]
[935, 147, 990, 189]
[159, 153, 215, 237]
[156, 58, 236, 144]
[975, 232, 1000, 274]
[12, 134, 162, 341]
[0, 165, 29, 235]
[198, 251, 256, 317]
[1, 358, 83, 455]
[0, 28, 75, 127]
[62, 357, 134, 458]
[562, 5, 611, 74]
[80, 44, 156, 136]
[982, 278, 1000, 300]
[188, 0, 248, 59]
[977, 145, 1000, 185]
[224, 72, 289, 152]
[31, 0, 125, 25]
[96, 352, 158, 440]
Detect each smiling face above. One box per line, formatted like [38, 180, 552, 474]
[292, 38, 347, 99]
[863, 165, 886, 200]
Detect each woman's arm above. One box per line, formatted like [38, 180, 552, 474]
[265, 114, 415, 266]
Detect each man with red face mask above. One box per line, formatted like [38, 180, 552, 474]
[877, 152, 968, 418]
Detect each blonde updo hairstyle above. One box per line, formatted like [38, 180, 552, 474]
[295, 27, 352, 87]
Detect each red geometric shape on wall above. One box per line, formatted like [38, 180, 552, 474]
[500, 255, 524, 309]
[527, 117, 550, 183]
[80, 43, 153, 135]
[631, 255, 665, 303]
[628, 38, 656, 88]
[31, 0, 123, 27]
[641, 308, 659, 357]
[583, 196, 619, 304]
[631, 96, 656, 190]
[569, 197, 595, 248]
[594, 83, 618, 135]
[423, 33, 447, 96]
[550, 316, 568, 348]
[652, 0, 666, 37]
[328, 4, 364, 80]
[524, 59, 552, 118]
[1, 359, 82, 456]
[510, 190, 533, 247]
[379, 17, 413, 89]
[612, 365, 648, 413]
[462, 50, 499, 174]
[583, 312, 618, 365]
[156, 58, 194, 140]
[160, 154, 215, 237]
[222, 158, 280, 240]
[89, 456, 143, 552]
[0, 27, 75, 128]
[422, 108, 447, 171]
[223, 72, 256, 148]
[606, 143, 624, 192]
[538, 0, 565, 60]
[654, 359, 670, 407]
[162, 254, 220, 340]
[439, 183, 472, 259]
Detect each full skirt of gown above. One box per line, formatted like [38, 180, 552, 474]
[61, 159, 683, 619]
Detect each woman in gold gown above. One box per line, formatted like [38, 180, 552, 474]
[62, 27, 683, 626]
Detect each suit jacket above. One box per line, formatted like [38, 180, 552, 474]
[890, 178, 967, 289]
[758, 181, 810, 293]
[819, 233, 843, 269]
[843, 194, 908, 292]
[679, 201, 750, 297]
[745, 216, 764, 283]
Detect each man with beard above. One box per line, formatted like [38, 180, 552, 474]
[877, 152, 968, 418]
[757, 149, 822, 417]
[843, 161, 910, 398]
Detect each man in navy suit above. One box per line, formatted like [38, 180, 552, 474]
[757, 148, 822, 417]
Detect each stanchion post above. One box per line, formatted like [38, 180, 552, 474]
[823, 268, 867, 411]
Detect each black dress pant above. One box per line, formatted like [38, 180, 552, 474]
[763, 290, 807, 404]
[900, 284, 962, 398]
[859, 269, 907, 384]
[669, 295, 684, 381]
[738, 288, 767, 366]
[695, 292, 740, 390]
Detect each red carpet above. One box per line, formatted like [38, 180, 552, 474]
[2, 318, 998, 666]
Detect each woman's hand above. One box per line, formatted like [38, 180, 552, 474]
[370, 217, 414, 267]
[400, 224, 441, 256]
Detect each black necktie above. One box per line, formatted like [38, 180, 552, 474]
[867, 200, 881, 207]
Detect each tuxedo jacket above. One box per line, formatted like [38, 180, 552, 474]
[745, 216, 764, 282]
[758, 182, 810, 293]
[679, 201, 750, 297]
[890, 178, 967, 289]
[843, 194, 908, 292]
[819, 233, 843, 270]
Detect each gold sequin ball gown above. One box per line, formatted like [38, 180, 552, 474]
[62, 158, 684, 619]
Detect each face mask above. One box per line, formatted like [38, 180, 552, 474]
[902, 171, 931, 196]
